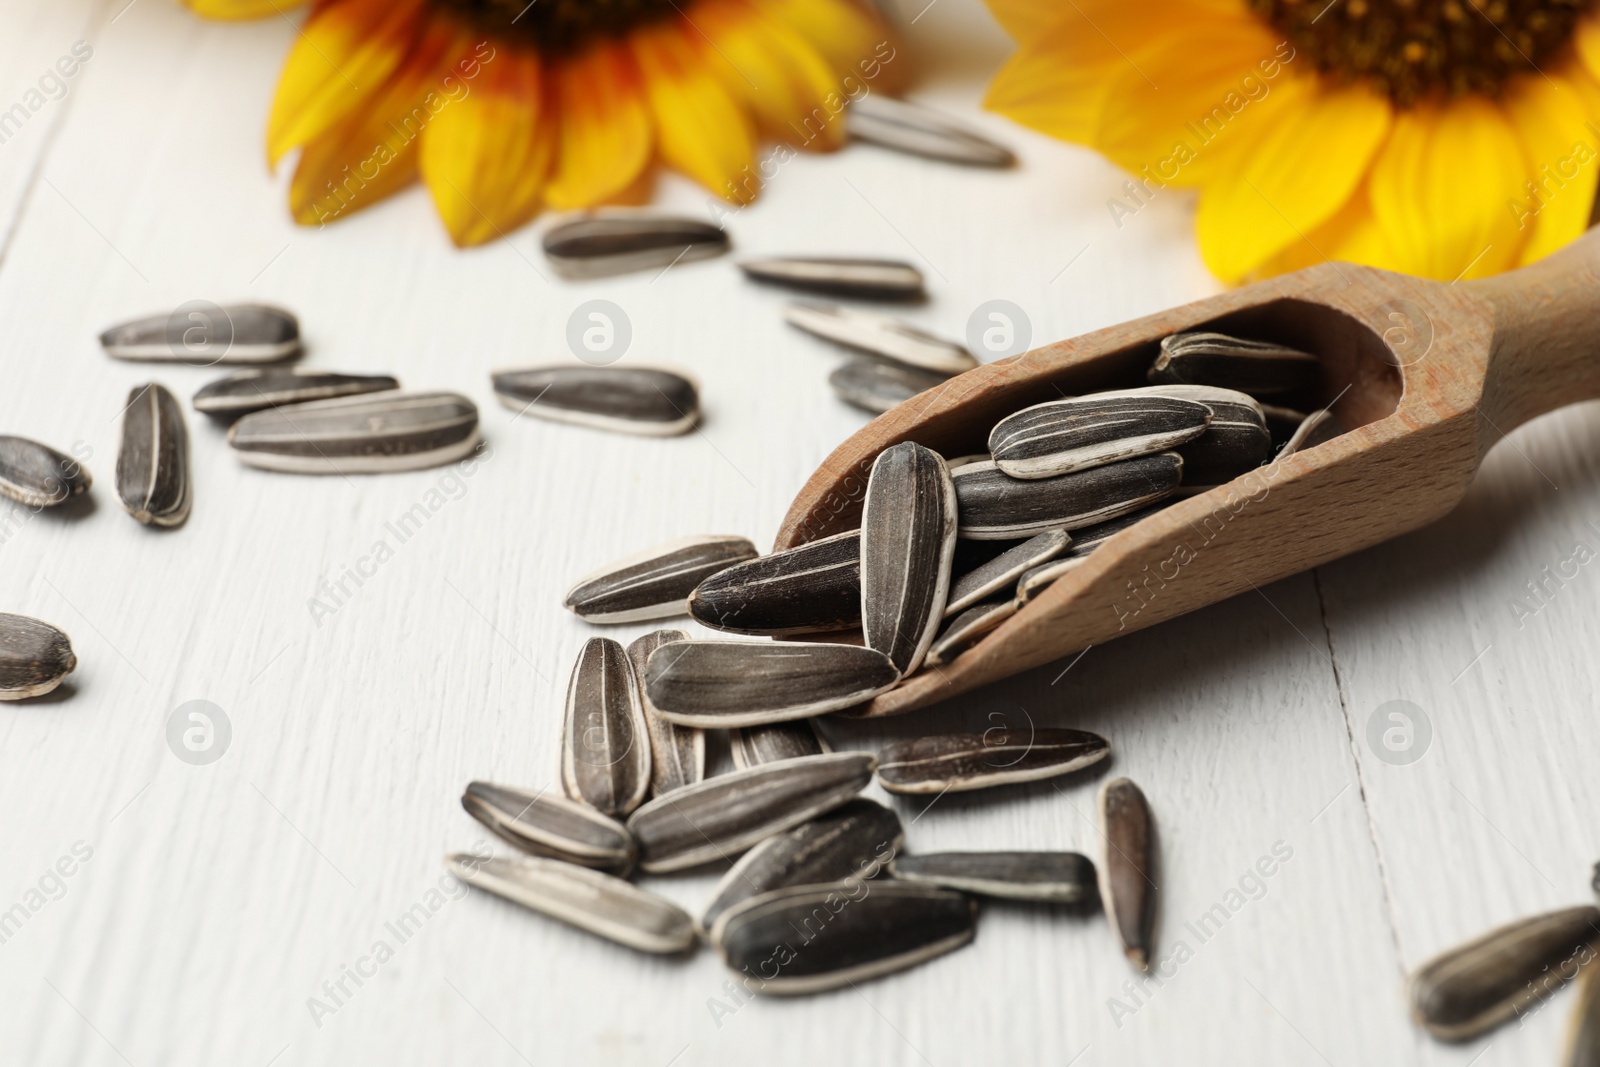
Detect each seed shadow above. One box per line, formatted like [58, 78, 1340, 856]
[36, 492, 96, 522]
[14, 680, 77, 705]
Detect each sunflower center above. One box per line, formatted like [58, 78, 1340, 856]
[1249, 0, 1592, 104]
[432, 0, 680, 53]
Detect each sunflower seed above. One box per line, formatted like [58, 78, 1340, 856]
[193, 369, 399, 417]
[740, 257, 925, 300]
[701, 798, 903, 938]
[100, 303, 301, 364]
[1015, 556, 1090, 604]
[627, 630, 704, 797]
[116, 383, 190, 527]
[989, 395, 1211, 480]
[1065, 503, 1171, 555]
[625, 751, 877, 873]
[644, 641, 899, 727]
[945, 452, 990, 470]
[688, 530, 862, 636]
[953, 453, 1182, 539]
[945, 528, 1070, 615]
[847, 93, 1016, 168]
[861, 442, 957, 676]
[564, 535, 759, 623]
[1409, 906, 1600, 1041]
[924, 598, 1016, 667]
[0, 614, 76, 700]
[1100, 384, 1271, 492]
[1563, 957, 1600, 1065]
[717, 881, 976, 995]
[448, 853, 694, 954]
[561, 637, 650, 818]
[1261, 403, 1308, 451]
[730, 720, 829, 769]
[829, 359, 951, 415]
[1099, 777, 1157, 971]
[889, 851, 1097, 904]
[461, 781, 637, 873]
[785, 303, 976, 375]
[492, 365, 699, 436]
[1278, 408, 1344, 456]
[0, 437, 90, 508]
[227, 391, 479, 474]
[1150, 331, 1319, 396]
[541, 214, 729, 279]
[878, 728, 1109, 794]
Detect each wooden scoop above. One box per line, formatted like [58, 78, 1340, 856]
[776, 229, 1600, 718]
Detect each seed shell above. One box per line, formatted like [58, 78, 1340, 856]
[0, 614, 76, 700]
[701, 798, 903, 938]
[829, 359, 951, 415]
[461, 782, 637, 873]
[1103, 384, 1272, 491]
[193, 369, 399, 417]
[989, 395, 1211, 479]
[99, 303, 300, 363]
[889, 851, 1098, 904]
[1015, 556, 1090, 605]
[878, 728, 1109, 794]
[564, 535, 759, 623]
[541, 214, 729, 279]
[627, 630, 704, 798]
[1065, 503, 1172, 555]
[1261, 403, 1308, 451]
[729, 720, 829, 769]
[1150, 331, 1319, 396]
[689, 530, 860, 636]
[1278, 408, 1344, 457]
[785, 303, 976, 375]
[716, 881, 976, 995]
[953, 454, 1182, 540]
[448, 853, 694, 954]
[924, 597, 1016, 667]
[492, 365, 699, 436]
[562, 637, 651, 818]
[1563, 959, 1600, 1066]
[625, 751, 877, 873]
[740, 257, 925, 300]
[847, 93, 1016, 168]
[645, 640, 899, 727]
[1409, 906, 1600, 1041]
[0, 437, 91, 508]
[227, 391, 479, 474]
[116, 383, 190, 527]
[1099, 777, 1157, 971]
[861, 442, 957, 676]
[945, 528, 1071, 615]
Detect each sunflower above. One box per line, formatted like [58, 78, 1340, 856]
[984, 0, 1600, 282]
[188, 0, 900, 245]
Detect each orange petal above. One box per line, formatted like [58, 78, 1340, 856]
[1575, 10, 1600, 84]
[631, 18, 756, 203]
[693, 0, 848, 150]
[544, 41, 653, 211]
[1502, 71, 1599, 267]
[186, 0, 307, 18]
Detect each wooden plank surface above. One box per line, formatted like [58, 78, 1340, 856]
[0, 1, 1593, 1064]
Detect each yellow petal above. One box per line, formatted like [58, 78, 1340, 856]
[631, 19, 756, 203]
[761, 0, 901, 93]
[186, 0, 306, 18]
[267, 0, 422, 167]
[1196, 79, 1391, 283]
[420, 44, 555, 247]
[1575, 10, 1600, 85]
[695, 0, 847, 150]
[983, 16, 1128, 143]
[1369, 96, 1528, 280]
[544, 42, 653, 211]
[1502, 72, 1599, 267]
[984, 0, 1072, 41]
[1252, 181, 1401, 277]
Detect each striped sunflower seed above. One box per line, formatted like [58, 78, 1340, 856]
[1064, 503, 1171, 556]
[644, 641, 899, 727]
[1015, 556, 1089, 605]
[924, 597, 1016, 667]
[1261, 403, 1308, 452]
[989, 395, 1211, 480]
[564, 535, 759, 623]
[192, 369, 399, 417]
[100, 303, 301, 364]
[1278, 408, 1343, 457]
[448, 853, 694, 954]
[828, 359, 951, 415]
[716, 881, 976, 995]
[688, 530, 861, 636]
[627, 630, 704, 797]
[561, 637, 650, 818]
[785, 304, 976, 375]
[461, 781, 636, 873]
[945, 528, 1071, 615]
[492, 365, 699, 437]
[1409, 906, 1600, 1041]
[740, 257, 925, 300]
[847, 93, 1016, 168]
[0, 614, 76, 700]
[702, 798, 904, 939]
[1564, 959, 1600, 1065]
[945, 452, 990, 470]
[116, 383, 190, 527]
[953, 453, 1182, 540]
[878, 728, 1109, 794]
[625, 751, 877, 873]
[0, 437, 90, 508]
[1105, 384, 1272, 493]
[227, 391, 479, 474]
[1099, 777, 1157, 971]
[730, 720, 828, 769]
[861, 442, 957, 676]
[889, 851, 1097, 904]
[541, 214, 729, 279]
[1150, 331, 1319, 396]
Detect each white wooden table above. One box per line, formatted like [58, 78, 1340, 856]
[3, 2, 1597, 1064]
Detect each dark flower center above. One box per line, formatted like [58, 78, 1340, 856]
[1250, 0, 1592, 104]
[432, 0, 681, 53]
